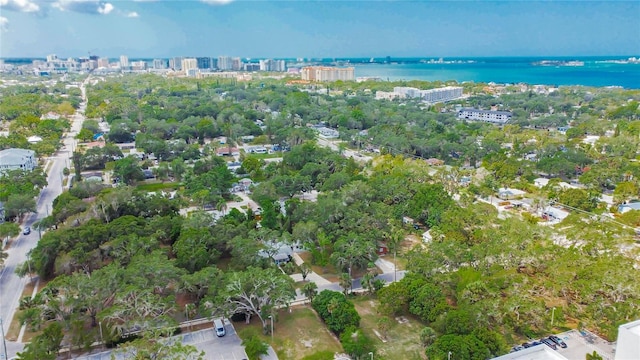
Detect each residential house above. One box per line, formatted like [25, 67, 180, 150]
[0, 148, 37, 175]
[618, 202, 640, 214]
[498, 187, 526, 200]
[542, 206, 569, 221]
[216, 147, 240, 156]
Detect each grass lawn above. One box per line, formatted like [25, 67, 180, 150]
[135, 182, 180, 191]
[243, 151, 284, 159]
[352, 296, 426, 360]
[234, 306, 342, 360]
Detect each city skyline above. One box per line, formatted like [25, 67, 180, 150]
[1, 1, 639, 58]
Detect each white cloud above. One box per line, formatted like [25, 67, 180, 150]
[125, 11, 138, 18]
[201, 0, 234, 5]
[97, 2, 112, 14]
[53, 0, 115, 15]
[0, 16, 8, 31]
[0, 0, 41, 13]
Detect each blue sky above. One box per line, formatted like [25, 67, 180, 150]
[1, 0, 639, 58]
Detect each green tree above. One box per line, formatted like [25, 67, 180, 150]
[214, 267, 295, 330]
[302, 282, 318, 303]
[242, 334, 269, 360]
[377, 281, 409, 316]
[300, 262, 312, 281]
[339, 326, 375, 360]
[586, 351, 604, 360]
[112, 328, 205, 360]
[76, 128, 95, 142]
[311, 290, 360, 335]
[17, 322, 64, 360]
[5, 193, 37, 219]
[114, 156, 145, 185]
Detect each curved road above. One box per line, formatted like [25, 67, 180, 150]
[0, 80, 87, 359]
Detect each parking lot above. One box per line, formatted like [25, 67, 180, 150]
[555, 330, 616, 360]
[75, 322, 248, 360]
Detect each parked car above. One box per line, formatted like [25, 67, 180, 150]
[541, 338, 557, 350]
[522, 342, 532, 348]
[22, 226, 31, 235]
[549, 335, 568, 348]
[511, 345, 525, 352]
[530, 341, 543, 347]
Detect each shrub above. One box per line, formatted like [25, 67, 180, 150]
[312, 290, 360, 335]
[339, 326, 375, 360]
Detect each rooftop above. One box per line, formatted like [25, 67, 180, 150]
[620, 319, 640, 337]
[492, 345, 568, 360]
[0, 148, 36, 164]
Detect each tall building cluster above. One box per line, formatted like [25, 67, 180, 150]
[259, 59, 286, 72]
[301, 66, 355, 82]
[25, 53, 299, 78]
[376, 86, 463, 103]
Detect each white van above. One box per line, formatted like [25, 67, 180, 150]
[214, 318, 226, 337]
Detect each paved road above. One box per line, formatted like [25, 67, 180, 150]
[0, 80, 87, 359]
[316, 137, 373, 162]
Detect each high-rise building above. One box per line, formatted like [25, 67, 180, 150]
[196, 57, 211, 70]
[182, 58, 198, 76]
[231, 57, 243, 71]
[152, 59, 166, 69]
[131, 61, 148, 70]
[301, 66, 355, 82]
[97, 57, 110, 68]
[46, 54, 58, 62]
[210, 58, 218, 70]
[169, 57, 183, 70]
[218, 56, 233, 70]
[259, 59, 286, 72]
[120, 55, 129, 68]
[244, 63, 260, 72]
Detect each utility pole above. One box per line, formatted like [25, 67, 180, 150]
[551, 307, 556, 327]
[394, 251, 397, 282]
[1, 316, 8, 360]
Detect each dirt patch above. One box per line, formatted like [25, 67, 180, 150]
[353, 296, 426, 360]
[402, 234, 424, 251]
[235, 306, 342, 360]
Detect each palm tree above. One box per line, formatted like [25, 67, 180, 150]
[302, 282, 318, 303]
[339, 273, 352, 296]
[586, 351, 603, 360]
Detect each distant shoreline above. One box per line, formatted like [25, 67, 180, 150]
[2, 56, 638, 89]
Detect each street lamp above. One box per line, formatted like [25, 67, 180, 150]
[368, 352, 373, 360]
[551, 307, 556, 327]
[448, 351, 452, 360]
[99, 321, 104, 350]
[268, 315, 274, 342]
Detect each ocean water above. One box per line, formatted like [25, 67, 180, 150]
[351, 57, 640, 89]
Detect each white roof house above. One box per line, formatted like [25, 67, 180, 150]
[498, 187, 527, 199]
[0, 148, 37, 175]
[542, 206, 570, 221]
[615, 319, 640, 360]
[492, 345, 568, 360]
[534, 178, 550, 188]
[618, 202, 640, 214]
